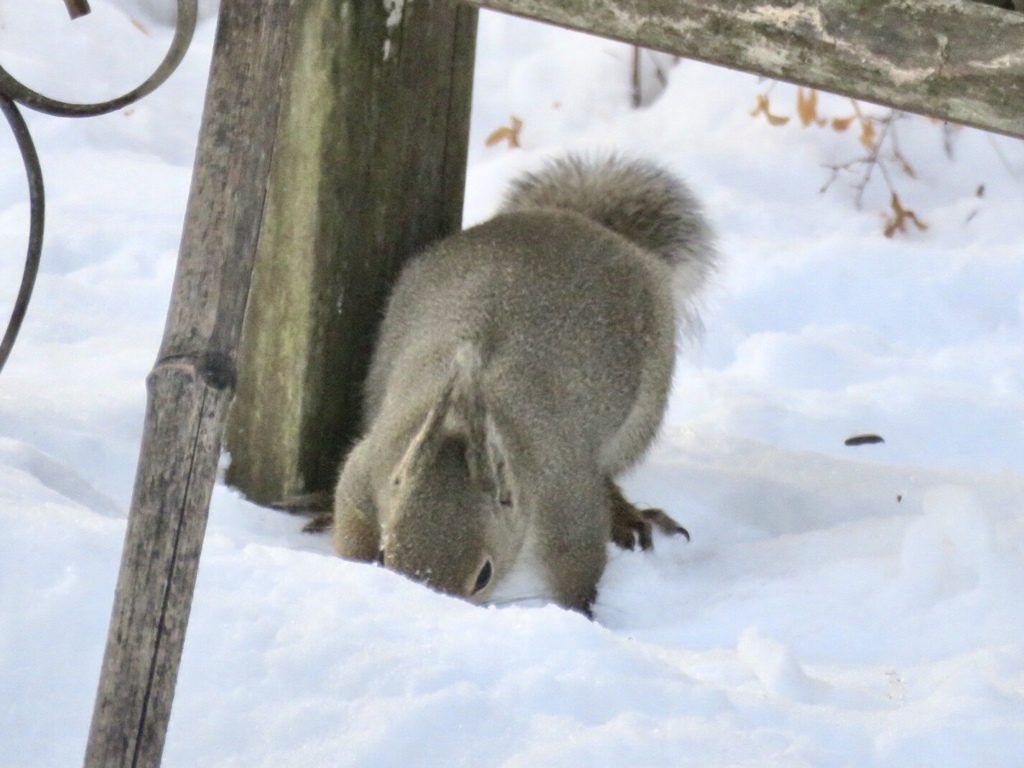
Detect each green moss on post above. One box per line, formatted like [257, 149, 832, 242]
[225, 0, 478, 504]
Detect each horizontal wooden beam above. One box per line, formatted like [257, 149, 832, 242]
[467, 0, 1024, 139]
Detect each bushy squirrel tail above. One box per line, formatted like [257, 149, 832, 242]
[500, 154, 716, 293]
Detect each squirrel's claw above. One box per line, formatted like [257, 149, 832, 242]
[641, 508, 690, 543]
[611, 514, 650, 550]
[608, 479, 688, 550]
[301, 512, 334, 533]
[268, 491, 334, 533]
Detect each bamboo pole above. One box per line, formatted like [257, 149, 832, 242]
[82, 0, 294, 765]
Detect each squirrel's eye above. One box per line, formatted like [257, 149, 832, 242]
[471, 559, 493, 595]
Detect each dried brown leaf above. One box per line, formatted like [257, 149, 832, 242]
[130, 16, 152, 37]
[751, 94, 790, 126]
[884, 193, 929, 238]
[831, 115, 855, 132]
[485, 116, 523, 149]
[796, 88, 826, 127]
[859, 119, 877, 150]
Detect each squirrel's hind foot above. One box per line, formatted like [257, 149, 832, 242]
[301, 512, 333, 533]
[268, 491, 334, 533]
[607, 480, 689, 551]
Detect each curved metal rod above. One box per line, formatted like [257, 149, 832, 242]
[0, 0, 200, 376]
[0, 0, 197, 118]
[0, 95, 45, 375]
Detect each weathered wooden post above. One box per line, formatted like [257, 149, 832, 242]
[83, 0, 295, 764]
[224, 0, 478, 505]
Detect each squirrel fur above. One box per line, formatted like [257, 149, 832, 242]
[332, 154, 716, 614]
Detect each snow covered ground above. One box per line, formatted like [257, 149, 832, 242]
[2, 3, 1023, 766]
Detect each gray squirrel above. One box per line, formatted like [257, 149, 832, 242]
[332, 154, 716, 614]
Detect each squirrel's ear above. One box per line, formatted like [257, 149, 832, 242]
[455, 392, 515, 510]
[485, 416, 515, 509]
[393, 378, 456, 485]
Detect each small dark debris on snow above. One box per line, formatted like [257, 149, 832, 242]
[844, 433, 885, 446]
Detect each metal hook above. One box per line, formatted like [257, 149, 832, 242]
[0, 96, 44, 375]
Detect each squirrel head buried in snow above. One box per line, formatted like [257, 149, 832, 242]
[376, 364, 526, 602]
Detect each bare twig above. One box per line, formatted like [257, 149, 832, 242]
[987, 134, 1022, 181]
[847, 109, 894, 208]
[630, 46, 642, 108]
[886, 114, 916, 178]
[941, 122, 959, 159]
[650, 51, 669, 88]
[820, 108, 904, 209]
[819, 166, 842, 195]
[63, 0, 91, 19]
